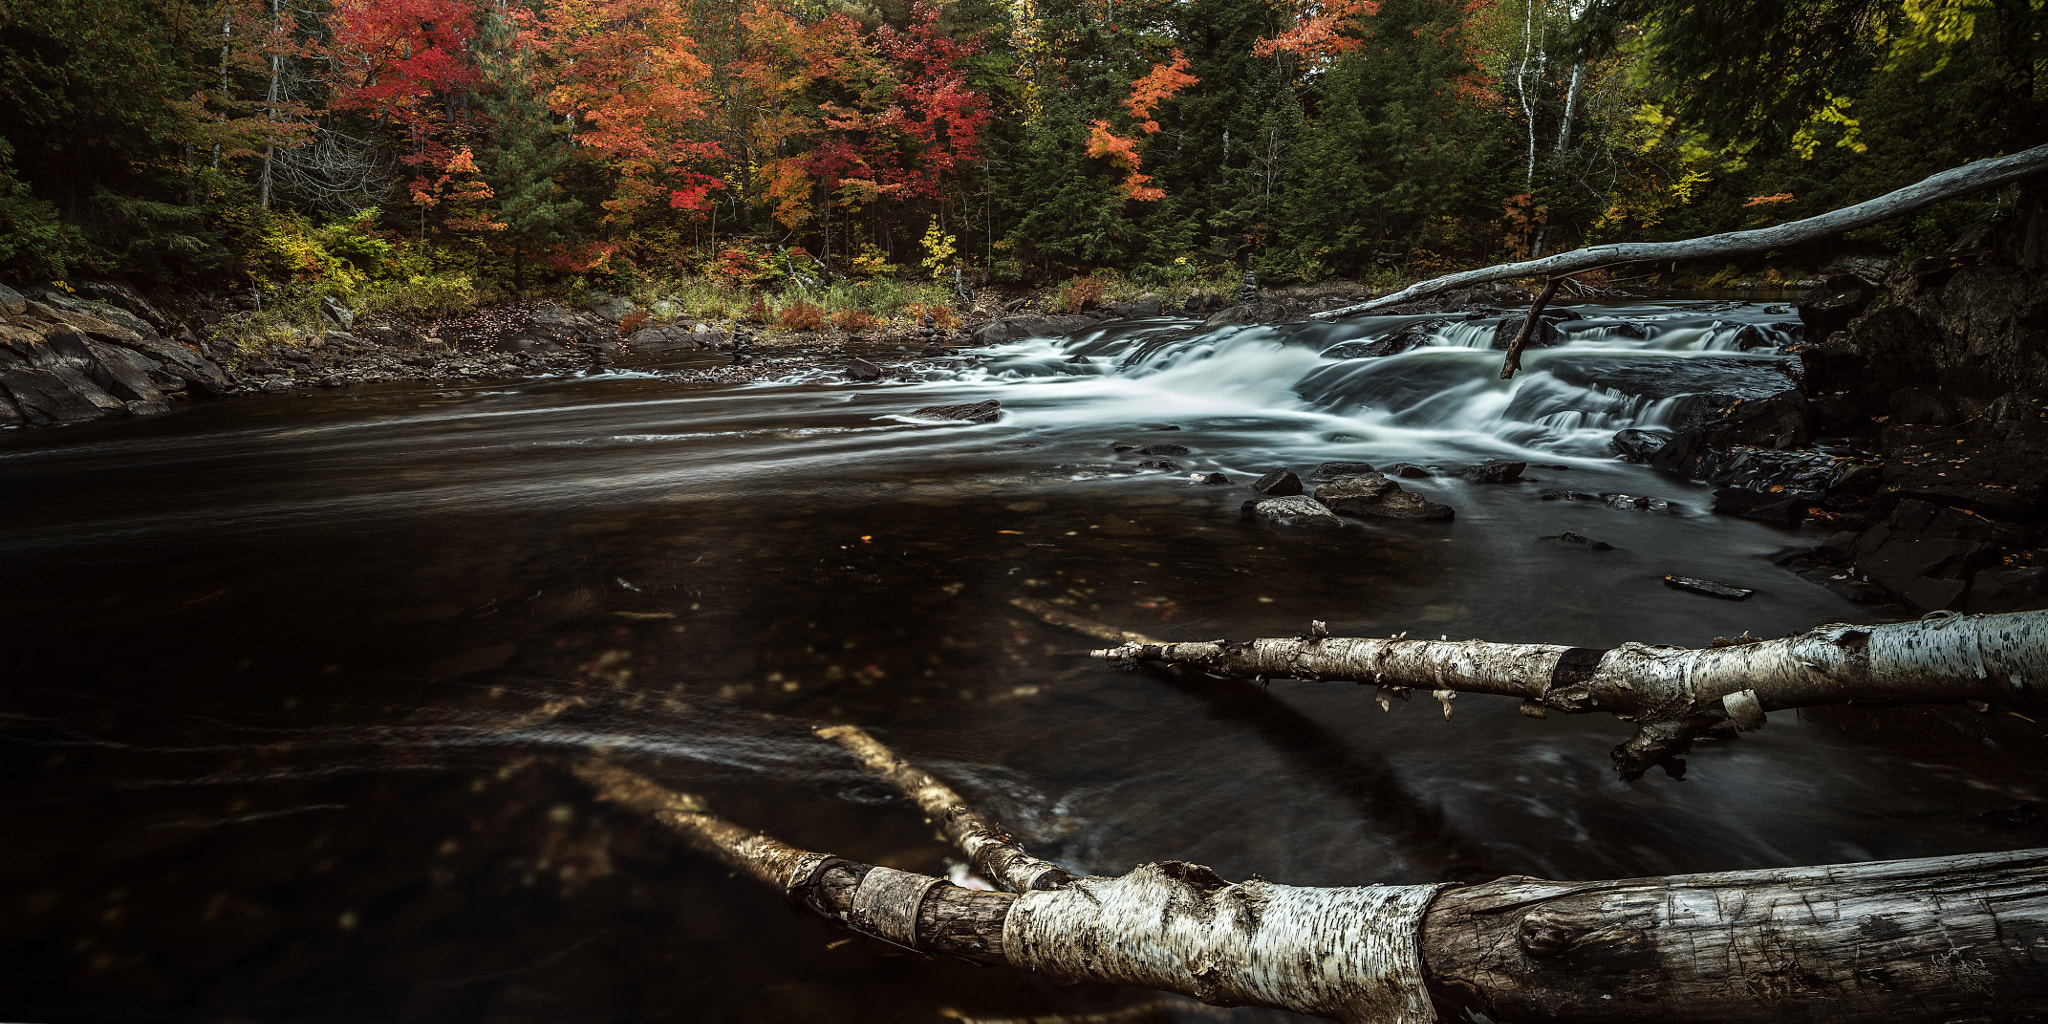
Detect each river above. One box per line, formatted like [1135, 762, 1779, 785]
[4, 301, 2043, 1022]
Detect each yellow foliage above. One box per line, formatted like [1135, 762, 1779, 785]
[918, 216, 956, 278]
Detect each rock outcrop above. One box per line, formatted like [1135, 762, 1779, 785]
[0, 285, 230, 427]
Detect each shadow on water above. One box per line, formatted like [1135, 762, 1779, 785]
[4, 301, 2046, 1022]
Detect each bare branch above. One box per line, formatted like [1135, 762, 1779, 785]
[817, 724, 1072, 892]
[1314, 143, 2048, 320]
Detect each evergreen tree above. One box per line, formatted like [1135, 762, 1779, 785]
[474, 11, 582, 290]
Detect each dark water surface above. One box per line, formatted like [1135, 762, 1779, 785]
[5, 303, 2045, 1022]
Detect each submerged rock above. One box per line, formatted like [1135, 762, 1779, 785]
[1457, 459, 1526, 484]
[909, 399, 1000, 423]
[1662, 575, 1754, 600]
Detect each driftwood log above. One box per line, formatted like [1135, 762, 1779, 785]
[576, 737, 2048, 1024]
[1095, 608, 2048, 779]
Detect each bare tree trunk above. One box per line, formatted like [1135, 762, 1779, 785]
[1094, 609, 2048, 779]
[573, 743, 2048, 1024]
[1313, 144, 2048, 321]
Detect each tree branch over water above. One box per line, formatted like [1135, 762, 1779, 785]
[1312, 143, 2048, 330]
[577, 729, 2048, 1024]
[1093, 609, 2048, 780]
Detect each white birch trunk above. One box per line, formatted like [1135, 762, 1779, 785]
[576, 761, 2048, 1024]
[1313, 143, 2048, 320]
[1095, 609, 2048, 777]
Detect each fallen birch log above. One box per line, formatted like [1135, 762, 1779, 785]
[575, 737, 2048, 1023]
[1309, 144, 2048, 337]
[1093, 609, 2048, 779]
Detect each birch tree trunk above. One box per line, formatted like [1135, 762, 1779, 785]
[1312, 143, 2048, 321]
[575, 753, 2048, 1024]
[1094, 609, 2048, 779]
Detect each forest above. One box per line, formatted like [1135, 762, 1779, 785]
[0, 0, 2041, 306]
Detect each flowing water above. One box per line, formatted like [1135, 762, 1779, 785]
[5, 301, 2045, 1022]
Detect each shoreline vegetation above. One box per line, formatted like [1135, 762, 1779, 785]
[2, 0, 2038, 349]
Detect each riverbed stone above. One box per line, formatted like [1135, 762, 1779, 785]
[909, 399, 1000, 423]
[1308, 460, 1377, 482]
[0, 283, 24, 315]
[1251, 469, 1303, 496]
[1315, 474, 1455, 521]
[1458, 459, 1526, 484]
[1241, 495, 1342, 528]
[1611, 428, 1669, 462]
[846, 357, 882, 381]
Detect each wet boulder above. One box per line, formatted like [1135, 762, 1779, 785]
[1457, 459, 1525, 484]
[972, 314, 1099, 345]
[1611, 428, 1669, 462]
[910, 399, 1001, 423]
[1321, 319, 1450, 360]
[1308, 460, 1378, 483]
[845, 357, 882, 382]
[1795, 274, 1877, 346]
[1251, 469, 1304, 496]
[1489, 315, 1561, 351]
[1314, 474, 1455, 521]
[1241, 495, 1343, 528]
[1384, 462, 1434, 479]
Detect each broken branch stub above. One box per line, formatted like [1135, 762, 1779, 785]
[1095, 610, 2048, 778]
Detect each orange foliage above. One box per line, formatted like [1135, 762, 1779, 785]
[778, 300, 825, 331]
[1059, 276, 1107, 313]
[1745, 193, 1796, 207]
[1124, 52, 1197, 134]
[907, 303, 959, 328]
[1254, 0, 1382, 62]
[1087, 121, 1164, 201]
[745, 296, 772, 324]
[528, 0, 724, 228]
[619, 309, 650, 334]
[831, 309, 881, 331]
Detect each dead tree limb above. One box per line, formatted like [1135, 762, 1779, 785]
[1312, 143, 2048, 321]
[575, 756, 2048, 1023]
[1094, 609, 2048, 779]
[1499, 275, 1564, 380]
[818, 724, 1073, 892]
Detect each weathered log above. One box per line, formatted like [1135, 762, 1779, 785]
[1422, 849, 2048, 1024]
[1092, 609, 2048, 779]
[575, 756, 2048, 1023]
[1313, 144, 2048, 321]
[818, 724, 1073, 892]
